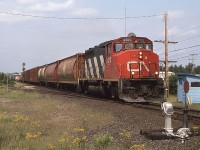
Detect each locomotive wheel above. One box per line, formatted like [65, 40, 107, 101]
[84, 84, 89, 94]
[111, 86, 119, 100]
[105, 85, 111, 98]
[129, 89, 138, 99]
[76, 85, 84, 93]
[56, 83, 60, 89]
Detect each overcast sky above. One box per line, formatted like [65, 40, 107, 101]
[0, 0, 200, 73]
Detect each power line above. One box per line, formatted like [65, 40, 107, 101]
[177, 35, 200, 43]
[126, 14, 164, 19]
[168, 48, 200, 60]
[0, 11, 164, 20]
[189, 54, 197, 73]
[157, 35, 200, 54]
[159, 44, 200, 55]
[167, 53, 199, 62]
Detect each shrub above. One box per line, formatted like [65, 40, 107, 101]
[169, 75, 177, 95]
[93, 133, 112, 150]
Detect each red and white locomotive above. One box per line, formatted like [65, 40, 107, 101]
[22, 33, 164, 102]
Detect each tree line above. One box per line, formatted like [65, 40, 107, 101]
[161, 63, 200, 74]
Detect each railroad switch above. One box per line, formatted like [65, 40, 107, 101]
[140, 102, 192, 143]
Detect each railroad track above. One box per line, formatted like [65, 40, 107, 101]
[19, 85, 200, 125]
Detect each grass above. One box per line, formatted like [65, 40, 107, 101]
[0, 83, 142, 150]
[167, 95, 200, 109]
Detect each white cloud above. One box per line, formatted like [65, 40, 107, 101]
[71, 8, 98, 16]
[168, 25, 199, 38]
[29, 0, 75, 12]
[16, 0, 40, 4]
[168, 26, 179, 35]
[168, 10, 185, 19]
[178, 26, 199, 37]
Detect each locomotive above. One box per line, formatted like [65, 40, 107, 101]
[22, 33, 164, 102]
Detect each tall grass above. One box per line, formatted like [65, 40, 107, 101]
[0, 84, 144, 149]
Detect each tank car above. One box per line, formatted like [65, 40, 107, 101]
[79, 33, 164, 102]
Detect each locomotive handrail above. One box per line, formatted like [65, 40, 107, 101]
[149, 62, 158, 77]
[128, 62, 158, 78]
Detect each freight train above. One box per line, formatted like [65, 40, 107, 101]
[21, 33, 164, 102]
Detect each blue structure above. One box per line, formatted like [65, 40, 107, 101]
[177, 73, 200, 104]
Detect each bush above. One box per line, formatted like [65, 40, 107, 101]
[93, 133, 112, 150]
[0, 73, 15, 86]
[169, 75, 177, 95]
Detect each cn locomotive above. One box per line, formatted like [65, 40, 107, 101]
[22, 33, 164, 102]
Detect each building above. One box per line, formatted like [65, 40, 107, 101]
[177, 73, 200, 104]
[159, 71, 175, 79]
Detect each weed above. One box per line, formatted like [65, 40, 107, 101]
[119, 130, 133, 149]
[93, 133, 113, 150]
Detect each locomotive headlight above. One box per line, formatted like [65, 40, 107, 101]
[155, 71, 158, 75]
[139, 52, 143, 59]
[131, 71, 134, 75]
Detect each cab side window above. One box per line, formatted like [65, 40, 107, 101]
[145, 44, 152, 50]
[106, 44, 111, 56]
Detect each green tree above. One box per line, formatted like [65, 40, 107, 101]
[194, 66, 200, 74]
[178, 64, 185, 73]
[0, 72, 15, 86]
[185, 63, 193, 73]
[169, 74, 177, 95]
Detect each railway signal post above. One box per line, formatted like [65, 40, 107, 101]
[183, 80, 189, 128]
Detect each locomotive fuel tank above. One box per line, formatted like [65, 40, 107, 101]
[87, 85, 106, 96]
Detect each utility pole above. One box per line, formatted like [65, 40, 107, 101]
[6, 72, 8, 92]
[154, 12, 178, 98]
[22, 62, 26, 82]
[189, 54, 197, 74]
[124, 0, 127, 36]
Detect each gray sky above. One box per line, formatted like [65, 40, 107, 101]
[0, 0, 200, 73]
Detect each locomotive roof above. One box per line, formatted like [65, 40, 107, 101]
[86, 36, 152, 52]
[98, 40, 113, 47]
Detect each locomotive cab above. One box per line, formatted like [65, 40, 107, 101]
[104, 35, 158, 79]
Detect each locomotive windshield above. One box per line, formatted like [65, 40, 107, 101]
[136, 44, 143, 49]
[125, 43, 134, 49]
[114, 44, 123, 52]
[113, 37, 152, 52]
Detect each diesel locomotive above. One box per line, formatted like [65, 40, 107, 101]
[22, 33, 164, 102]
